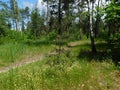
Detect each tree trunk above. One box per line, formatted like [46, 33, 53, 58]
[22, 21, 24, 32]
[77, 0, 83, 39]
[46, 0, 49, 33]
[57, 0, 62, 60]
[88, 0, 97, 53]
[95, 0, 100, 38]
[15, 19, 18, 31]
[58, 0, 62, 35]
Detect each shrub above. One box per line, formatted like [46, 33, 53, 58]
[109, 33, 120, 66]
[5, 30, 27, 43]
[47, 31, 57, 41]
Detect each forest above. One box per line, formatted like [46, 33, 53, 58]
[0, 0, 120, 89]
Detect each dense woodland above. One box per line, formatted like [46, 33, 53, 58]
[0, 0, 120, 89]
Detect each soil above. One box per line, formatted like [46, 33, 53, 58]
[0, 54, 44, 73]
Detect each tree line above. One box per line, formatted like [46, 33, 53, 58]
[0, 0, 120, 54]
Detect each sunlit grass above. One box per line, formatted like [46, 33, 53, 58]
[0, 56, 118, 90]
[0, 43, 26, 66]
[0, 39, 119, 90]
[0, 41, 53, 67]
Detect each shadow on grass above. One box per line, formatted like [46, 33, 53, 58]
[24, 39, 67, 46]
[25, 40, 51, 46]
[77, 50, 111, 62]
[77, 42, 111, 62]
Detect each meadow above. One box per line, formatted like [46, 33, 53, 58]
[0, 39, 119, 90]
[0, 0, 120, 89]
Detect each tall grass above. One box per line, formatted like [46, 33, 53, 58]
[0, 56, 118, 90]
[0, 42, 119, 90]
[0, 39, 119, 90]
[0, 43, 26, 66]
[0, 41, 53, 67]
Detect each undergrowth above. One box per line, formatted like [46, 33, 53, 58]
[0, 41, 119, 90]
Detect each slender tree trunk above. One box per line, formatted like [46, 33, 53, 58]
[77, 0, 83, 39]
[64, 0, 69, 32]
[58, 0, 61, 35]
[12, 20, 14, 30]
[46, 0, 49, 33]
[15, 19, 18, 31]
[88, 0, 97, 53]
[22, 21, 24, 32]
[95, 0, 100, 38]
[57, 0, 62, 60]
[34, 29, 37, 38]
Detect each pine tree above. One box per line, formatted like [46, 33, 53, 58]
[10, 0, 19, 31]
[31, 8, 44, 38]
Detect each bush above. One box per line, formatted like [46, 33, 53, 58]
[47, 31, 57, 40]
[5, 30, 27, 43]
[109, 33, 120, 66]
[0, 25, 8, 36]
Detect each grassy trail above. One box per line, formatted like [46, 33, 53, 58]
[0, 54, 44, 73]
[0, 41, 54, 73]
[0, 40, 83, 74]
[0, 40, 120, 90]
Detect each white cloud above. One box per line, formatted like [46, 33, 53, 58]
[37, 0, 47, 16]
[37, 0, 47, 11]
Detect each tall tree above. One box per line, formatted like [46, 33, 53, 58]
[105, 0, 120, 36]
[94, 0, 100, 38]
[43, 0, 55, 33]
[20, 7, 30, 32]
[31, 8, 44, 38]
[87, 0, 97, 53]
[10, 0, 19, 31]
[0, 1, 10, 36]
[58, 0, 62, 35]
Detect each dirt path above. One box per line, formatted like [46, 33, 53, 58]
[67, 41, 90, 47]
[0, 48, 70, 74]
[0, 54, 44, 73]
[0, 41, 82, 74]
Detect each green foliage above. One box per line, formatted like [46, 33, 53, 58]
[108, 33, 120, 66]
[0, 26, 8, 37]
[30, 8, 44, 38]
[0, 0, 120, 89]
[109, 33, 120, 48]
[0, 49, 117, 89]
[5, 30, 27, 43]
[0, 7, 10, 37]
[105, 1, 120, 27]
[94, 6, 104, 19]
[0, 38, 53, 67]
[0, 43, 26, 64]
[10, 0, 19, 19]
[47, 31, 57, 40]
[0, 39, 119, 89]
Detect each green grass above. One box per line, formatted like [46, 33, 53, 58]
[0, 39, 119, 90]
[0, 56, 118, 90]
[0, 40, 53, 67]
[0, 43, 26, 66]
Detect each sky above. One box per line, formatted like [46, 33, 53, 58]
[2, 0, 107, 11]
[1, 0, 46, 11]
[18, 0, 46, 11]
[1, 0, 46, 30]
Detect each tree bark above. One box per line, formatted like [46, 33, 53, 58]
[58, 0, 62, 35]
[95, 0, 100, 38]
[15, 19, 18, 31]
[22, 21, 24, 32]
[88, 0, 97, 53]
[57, 0, 62, 60]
